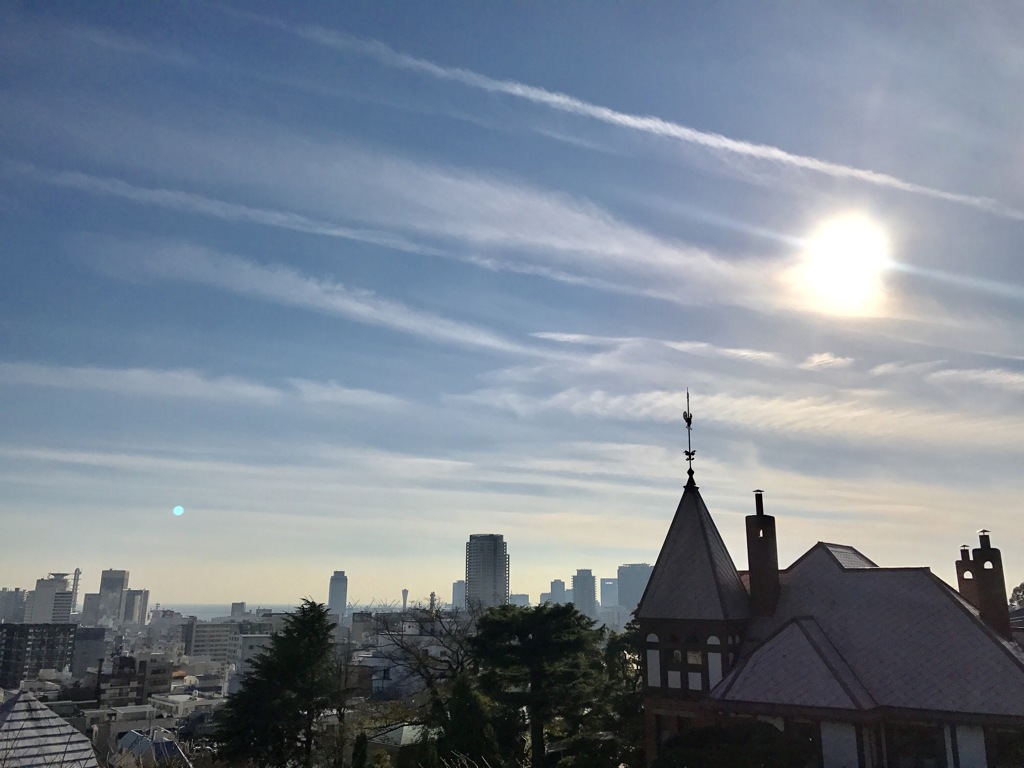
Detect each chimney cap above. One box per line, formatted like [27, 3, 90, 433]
[753, 489, 764, 494]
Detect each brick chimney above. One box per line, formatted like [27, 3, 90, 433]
[955, 545, 979, 608]
[964, 531, 1011, 639]
[745, 490, 780, 616]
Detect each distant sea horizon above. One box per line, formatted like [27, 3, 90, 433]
[155, 602, 373, 622]
[156, 603, 306, 621]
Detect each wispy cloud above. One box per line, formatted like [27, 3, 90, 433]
[926, 366, 1024, 393]
[0, 362, 412, 410]
[799, 352, 854, 370]
[252, 17, 1021, 220]
[288, 379, 405, 408]
[461, 386, 1024, 450]
[89, 240, 537, 356]
[19, 165, 442, 257]
[0, 362, 283, 403]
[534, 333, 785, 367]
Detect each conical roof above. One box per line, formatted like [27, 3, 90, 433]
[637, 474, 750, 622]
[0, 691, 100, 768]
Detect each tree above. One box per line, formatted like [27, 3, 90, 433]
[1010, 581, 1024, 609]
[369, 606, 475, 720]
[215, 599, 343, 768]
[556, 621, 646, 768]
[352, 733, 369, 768]
[471, 603, 604, 768]
[439, 673, 501, 767]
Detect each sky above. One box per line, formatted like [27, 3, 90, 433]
[3, 1, 1024, 608]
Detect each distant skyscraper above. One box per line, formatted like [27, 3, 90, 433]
[80, 594, 100, 626]
[617, 563, 654, 614]
[122, 589, 150, 626]
[0, 588, 26, 624]
[328, 571, 348, 623]
[465, 534, 509, 610]
[98, 570, 129, 626]
[452, 580, 466, 609]
[231, 602, 247, 618]
[549, 579, 567, 604]
[600, 578, 618, 608]
[572, 569, 597, 620]
[23, 575, 72, 624]
[509, 593, 530, 607]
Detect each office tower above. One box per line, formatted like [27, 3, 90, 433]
[549, 579, 566, 604]
[123, 589, 150, 626]
[465, 534, 509, 610]
[509, 594, 530, 607]
[0, 624, 76, 688]
[452, 580, 466, 609]
[70, 626, 106, 679]
[617, 563, 654, 614]
[231, 602, 247, 618]
[572, 569, 598, 620]
[0, 588, 25, 624]
[98, 569, 130, 626]
[80, 594, 100, 626]
[328, 571, 348, 623]
[600, 578, 618, 608]
[23, 575, 72, 624]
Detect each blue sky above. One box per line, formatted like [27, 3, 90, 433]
[3, 1, 1024, 606]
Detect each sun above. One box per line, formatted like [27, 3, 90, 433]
[793, 213, 892, 316]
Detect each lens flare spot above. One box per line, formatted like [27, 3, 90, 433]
[173, 505, 185, 516]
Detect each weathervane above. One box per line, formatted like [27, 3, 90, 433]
[683, 388, 695, 479]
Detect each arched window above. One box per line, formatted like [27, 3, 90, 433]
[984, 561, 994, 570]
[963, 570, 974, 579]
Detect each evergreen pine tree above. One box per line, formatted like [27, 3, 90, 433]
[215, 599, 342, 767]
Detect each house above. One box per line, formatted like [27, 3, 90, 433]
[0, 690, 100, 768]
[638, 462, 1024, 768]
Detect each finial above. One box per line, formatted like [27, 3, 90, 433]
[683, 388, 695, 480]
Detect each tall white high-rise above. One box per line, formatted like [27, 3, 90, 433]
[23, 575, 72, 624]
[572, 569, 598, 620]
[328, 571, 348, 623]
[465, 534, 509, 610]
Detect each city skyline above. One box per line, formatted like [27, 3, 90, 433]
[3, 3, 1024, 602]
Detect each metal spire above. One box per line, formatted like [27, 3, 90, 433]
[683, 388, 695, 481]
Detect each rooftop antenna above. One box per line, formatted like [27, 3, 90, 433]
[683, 389, 696, 482]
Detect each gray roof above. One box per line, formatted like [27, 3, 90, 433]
[637, 477, 749, 622]
[0, 691, 100, 768]
[712, 543, 1024, 717]
[714, 617, 875, 710]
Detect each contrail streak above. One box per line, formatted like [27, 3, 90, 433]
[243, 15, 1022, 220]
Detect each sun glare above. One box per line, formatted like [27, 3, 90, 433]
[794, 213, 892, 316]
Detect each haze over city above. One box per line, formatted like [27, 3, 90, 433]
[3, 2, 1024, 605]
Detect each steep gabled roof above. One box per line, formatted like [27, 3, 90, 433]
[713, 617, 875, 710]
[637, 476, 749, 622]
[0, 691, 100, 768]
[734, 543, 1024, 717]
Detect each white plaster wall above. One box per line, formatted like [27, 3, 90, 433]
[646, 649, 660, 687]
[821, 722, 859, 768]
[708, 652, 723, 687]
[956, 724, 987, 768]
[667, 670, 681, 688]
